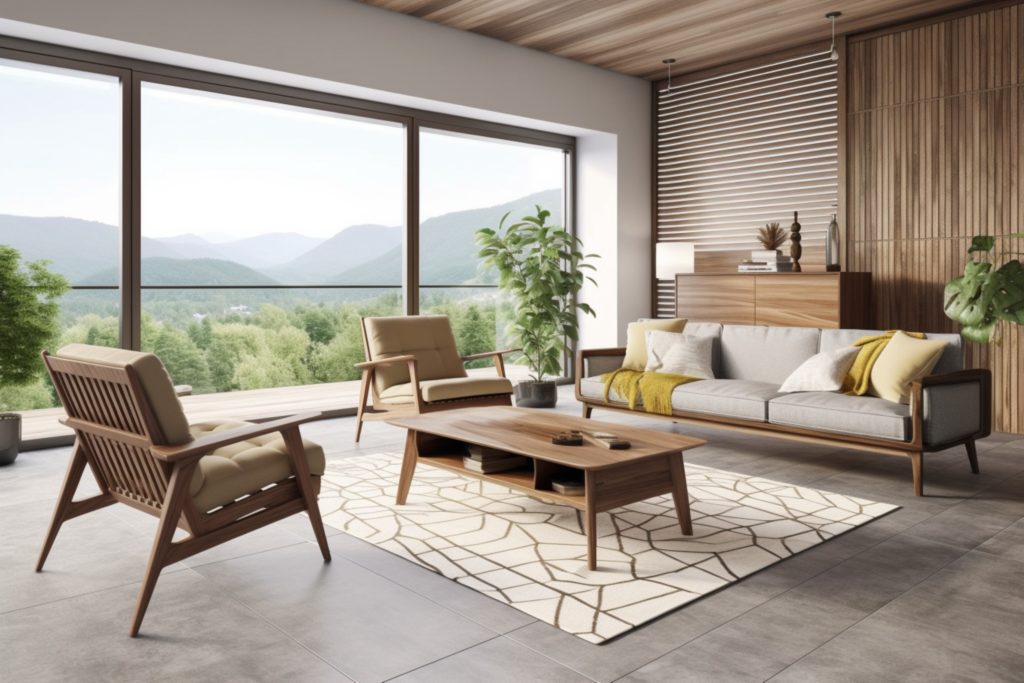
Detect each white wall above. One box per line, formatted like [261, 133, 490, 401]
[0, 0, 651, 346]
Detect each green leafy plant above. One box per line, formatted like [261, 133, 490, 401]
[0, 246, 70, 394]
[944, 233, 1024, 343]
[476, 206, 597, 381]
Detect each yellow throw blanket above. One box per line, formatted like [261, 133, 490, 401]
[602, 369, 702, 416]
[842, 330, 925, 395]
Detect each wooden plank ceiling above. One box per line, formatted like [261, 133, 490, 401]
[359, 0, 978, 78]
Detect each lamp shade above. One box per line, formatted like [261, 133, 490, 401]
[655, 242, 695, 280]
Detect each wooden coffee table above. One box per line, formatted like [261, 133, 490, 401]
[387, 406, 706, 570]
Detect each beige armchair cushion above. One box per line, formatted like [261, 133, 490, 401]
[363, 315, 467, 393]
[55, 344, 192, 446]
[379, 377, 513, 404]
[187, 420, 326, 513]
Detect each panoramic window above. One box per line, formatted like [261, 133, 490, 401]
[0, 57, 122, 411]
[418, 129, 567, 373]
[139, 82, 405, 394]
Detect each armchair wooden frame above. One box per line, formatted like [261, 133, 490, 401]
[576, 347, 992, 496]
[37, 351, 332, 637]
[353, 318, 519, 442]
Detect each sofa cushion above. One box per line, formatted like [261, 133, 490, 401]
[579, 375, 640, 405]
[671, 380, 781, 421]
[719, 325, 820, 384]
[869, 332, 947, 404]
[819, 329, 963, 375]
[623, 318, 686, 370]
[682, 322, 723, 378]
[187, 420, 326, 513]
[769, 392, 911, 441]
[380, 376, 513, 404]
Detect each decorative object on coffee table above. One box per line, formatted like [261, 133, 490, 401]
[0, 245, 70, 466]
[476, 206, 598, 408]
[825, 211, 841, 271]
[387, 406, 701, 570]
[789, 210, 802, 272]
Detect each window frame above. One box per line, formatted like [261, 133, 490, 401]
[0, 35, 575, 356]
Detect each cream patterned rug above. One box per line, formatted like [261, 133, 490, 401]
[319, 453, 897, 643]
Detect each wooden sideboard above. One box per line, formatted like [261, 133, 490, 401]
[674, 272, 871, 329]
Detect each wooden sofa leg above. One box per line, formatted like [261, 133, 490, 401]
[965, 439, 980, 474]
[36, 443, 89, 572]
[582, 405, 593, 419]
[910, 451, 924, 497]
[354, 370, 371, 443]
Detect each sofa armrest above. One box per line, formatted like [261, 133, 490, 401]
[911, 369, 992, 448]
[575, 347, 626, 401]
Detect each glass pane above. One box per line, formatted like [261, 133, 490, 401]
[140, 82, 406, 395]
[141, 288, 401, 394]
[0, 58, 122, 411]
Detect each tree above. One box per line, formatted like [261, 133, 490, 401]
[151, 326, 212, 393]
[0, 246, 69, 388]
[297, 306, 338, 346]
[456, 303, 495, 368]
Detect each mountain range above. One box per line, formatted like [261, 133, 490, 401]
[0, 188, 562, 288]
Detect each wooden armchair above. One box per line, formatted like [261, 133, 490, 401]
[354, 315, 518, 441]
[37, 344, 331, 636]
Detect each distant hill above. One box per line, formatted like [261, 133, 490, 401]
[0, 215, 185, 283]
[154, 232, 324, 269]
[84, 257, 280, 286]
[330, 189, 563, 286]
[269, 224, 402, 284]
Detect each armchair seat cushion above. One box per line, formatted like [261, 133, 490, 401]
[379, 376, 514, 404]
[187, 420, 326, 513]
[768, 392, 911, 441]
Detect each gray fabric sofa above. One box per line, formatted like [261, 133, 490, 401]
[576, 323, 992, 496]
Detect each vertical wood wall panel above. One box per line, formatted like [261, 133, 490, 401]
[847, 1, 1023, 433]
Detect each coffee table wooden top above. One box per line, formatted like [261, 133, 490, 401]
[387, 406, 705, 470]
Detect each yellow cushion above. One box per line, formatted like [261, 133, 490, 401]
[363, 315, 466, 394]
[379, 376, 513, 404]
[56, 343, 191, 446]
[622, 319, 687, 371]
[187, 420, 326, 513]
[869, 331, 947, 404]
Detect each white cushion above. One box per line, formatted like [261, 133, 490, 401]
[659, 336, 715, 379]
[779, 346, 860, 393]
[644, 329, 685, 371]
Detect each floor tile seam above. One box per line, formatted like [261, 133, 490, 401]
[762, 544, 970, 681]
[328, 536, 535, 637]
[179, 537, 312, 570]
[498, 624, 610, 683]
[898, 500, 1023, 550]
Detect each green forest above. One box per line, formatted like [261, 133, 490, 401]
[0, 290, 513, 412]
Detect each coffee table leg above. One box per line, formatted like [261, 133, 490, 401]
[584, 471, 597, 570]
[668, 452, 693, 535]
[395, 430, 418, 505]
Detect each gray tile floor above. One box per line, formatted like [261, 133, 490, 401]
[3, 387, 1023, 682]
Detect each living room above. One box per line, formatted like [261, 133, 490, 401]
[0, 0, 1021, 681]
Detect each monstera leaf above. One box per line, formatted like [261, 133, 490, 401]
[944, 242, 1024, 343]
[967, 235, 996, 254]
[991, 260, 1024, 326]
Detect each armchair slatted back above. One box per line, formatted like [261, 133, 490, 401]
[42, 346, 189, 512]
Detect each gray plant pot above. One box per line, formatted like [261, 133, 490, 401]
[514, 381, 558, 409]
[0, 413, 21, 466]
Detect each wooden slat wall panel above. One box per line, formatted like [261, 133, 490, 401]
[655, 50, 839, 316]
[847, 1, 1023, 433]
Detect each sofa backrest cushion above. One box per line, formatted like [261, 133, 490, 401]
[719, 325, 820, 384]
[682, 322, 723, 378]
[819, 329, 963, 375]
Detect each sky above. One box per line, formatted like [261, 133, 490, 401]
[0, 58, 564, 241]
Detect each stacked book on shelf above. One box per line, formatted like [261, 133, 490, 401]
[463, 445, 530, 474]
[738, 250, 794, 273]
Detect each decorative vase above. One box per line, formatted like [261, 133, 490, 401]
[514, 381, 558, 409]
[0, 413, 21, 466]
[789, 211, 802, 272]
[825, 213, 841, 271]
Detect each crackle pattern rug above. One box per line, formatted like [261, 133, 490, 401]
[319, 453, 897, 643]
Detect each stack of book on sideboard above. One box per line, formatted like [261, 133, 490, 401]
[738, 250, 794, 273]
[463, 445, 530, 473]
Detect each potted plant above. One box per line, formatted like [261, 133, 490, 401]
[944, 233, 1024, 343]
[0, 246, 69, 465]
[476, 206, 597, 408]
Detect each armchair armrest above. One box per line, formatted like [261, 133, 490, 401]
[354, 354, 417, 370]
[910, 369, 992, 447]
[461, 348, 520, 362]
[150, 412, 323, 462]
